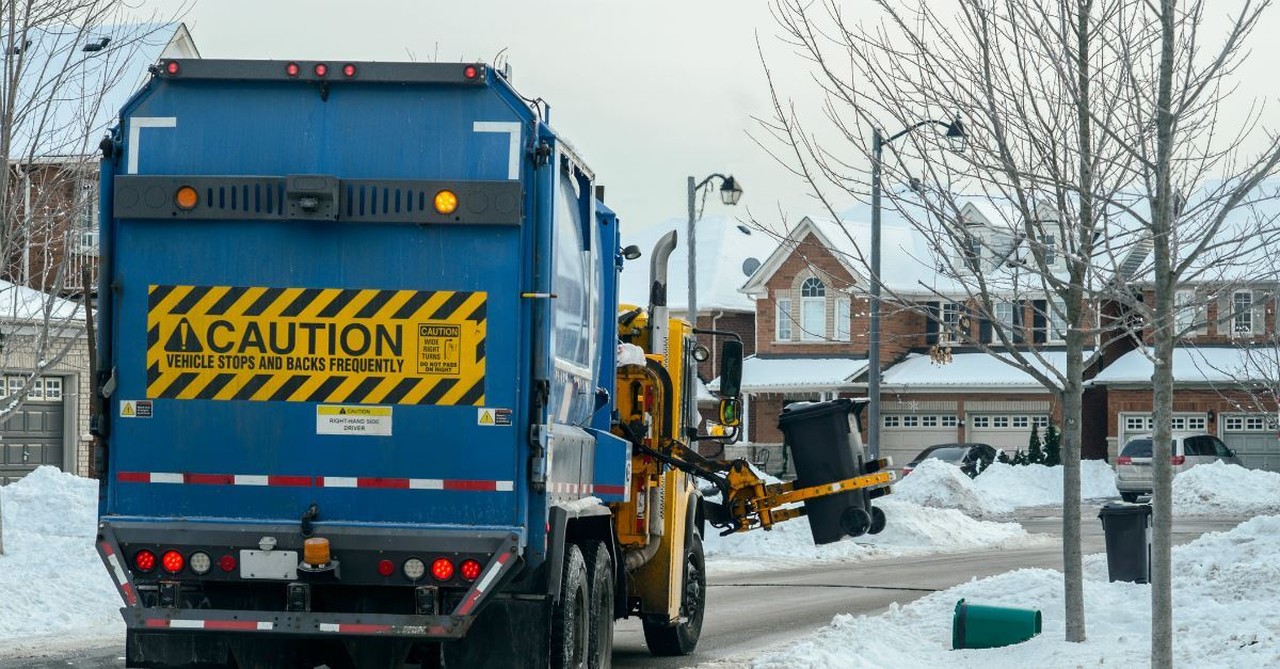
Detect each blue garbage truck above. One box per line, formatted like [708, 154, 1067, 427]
[93, 58, 893, 668]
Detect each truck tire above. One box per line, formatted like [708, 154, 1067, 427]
[552, 544, 590, 669]
[581, 541, 615, 669]
[641, 531, 705, 656]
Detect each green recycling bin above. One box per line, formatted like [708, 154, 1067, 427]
[952, 598, 1042, 650]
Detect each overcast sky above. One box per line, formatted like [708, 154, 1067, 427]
[136, 1, 1280, 236]
[135, 0, 827, 234]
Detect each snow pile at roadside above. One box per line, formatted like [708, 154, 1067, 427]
[890, 459, 1010, 517]
[1173, 461, 1280, 515]
[0, 467, 122, 655]
[704, 498, 1048, 571]
[749, 515, 1280, 668]
[974, 460, 1120, 508]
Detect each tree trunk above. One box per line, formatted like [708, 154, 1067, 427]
[1150, 1, 1178, 666]
[1062, 327, 1085, 642]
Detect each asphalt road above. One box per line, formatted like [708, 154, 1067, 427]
[0, 507, 1247, 669]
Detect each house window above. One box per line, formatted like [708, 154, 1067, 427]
[800, 277, 826, 341]
[884, 415, 900, 428]
[965, 236, 982, 271]
[902, 415, 919, 428]
[971, 416, 990, 428]
[992, 415, 1010, 428]
[940, 302, 961, 344]
[1125, 415, 1151, 433]
[776, 298, 793, 341]
[1185, 416, 1206, 432]
[942, 415, 959, 427]
[1233, 291, 1252, 335]
[836, 298, 851, 341]
[1012, 416, 1029, 428]
[1033, 415, 1049, 428]
[1042, 234, 1056, 265]
[44, 378, 62, 400]
[1175, 290, 1195, 333]
[921, 415, 938, 427]
[29, 379, 43, 400]
[995, 302, 1015, 329]
[7, 378, 20, 397]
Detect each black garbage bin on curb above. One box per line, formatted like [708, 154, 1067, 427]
[1098, 502, 1152, 583]
[778, 398, 869, 544]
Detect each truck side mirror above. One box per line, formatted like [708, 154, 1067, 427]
[718, 398, 742, 428]
[719, 340, 743, 397]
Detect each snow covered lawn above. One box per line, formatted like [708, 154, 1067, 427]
[891, 459, 1120, 518]
[1172, 461, 1280, 515]
[748, 514, 1280, 668]
[0, 467, 123, 656]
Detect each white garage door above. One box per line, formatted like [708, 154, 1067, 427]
[880, 413, 958, 467]
[966, 413, 1050, 452]
[1220, 413, 1280, 472]
[1118, 413, 1208, 448]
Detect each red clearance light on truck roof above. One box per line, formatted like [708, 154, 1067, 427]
[343, 63, 357, 78]
[463, 65, 479, 80]
[164, 60, 180, 76]
[286, 62, 301, 78]
[314, 63, 329, 78]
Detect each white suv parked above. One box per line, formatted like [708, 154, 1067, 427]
[1115, 432, 1243, 502]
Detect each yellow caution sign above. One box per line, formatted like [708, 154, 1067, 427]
[146, 285, 487, 405]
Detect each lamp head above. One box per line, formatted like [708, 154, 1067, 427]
[719, 176, 743, 206]
[945, 116, 968, 153]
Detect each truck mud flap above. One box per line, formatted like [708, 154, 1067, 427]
[442, 597, 550, 668]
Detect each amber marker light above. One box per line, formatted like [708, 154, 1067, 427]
[434, 189, 459, 215]
[175, 186, 199, 210]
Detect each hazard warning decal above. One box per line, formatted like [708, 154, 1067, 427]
[146, 285, 486, 405]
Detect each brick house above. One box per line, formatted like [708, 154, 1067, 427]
[730, 205, 1109, 472]
[1092, 283, 1280, 471]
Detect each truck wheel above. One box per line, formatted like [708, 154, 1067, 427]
[841, 506, 872, 537]
[552, 544, 590, 669]
[642, 531, 705, 656]
[868, 506, 886, 535]
[581, 541, 615, 669]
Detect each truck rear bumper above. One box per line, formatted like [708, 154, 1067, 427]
[123, 606, 473, 639]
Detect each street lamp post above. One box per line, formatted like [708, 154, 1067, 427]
[686, 174, 743, 328]
[868, 117, 966, 460]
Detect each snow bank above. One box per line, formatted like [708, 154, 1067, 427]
[0, 467, 122, 655]
[974, 460, 1120, 508]
[891, 459, 1010, 517]
[750, 515, 1280, 668]
[704, 499, 1048, 572]
[1173, 461, 1280, 515]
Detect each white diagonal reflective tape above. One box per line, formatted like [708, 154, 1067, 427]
[150, 472, 183, 484]
[235, 475, 269, 486]
[106, 552, 129, 584]
[476, 563, 503, 593]
[409, 479, 444, 490]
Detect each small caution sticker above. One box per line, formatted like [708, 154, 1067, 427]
[477, 407, 512, 427]
[119, 400, 153, 418]
[316, 405, 392, 436]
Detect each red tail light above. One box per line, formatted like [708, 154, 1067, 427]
[463, 65, 479, 80]
[1171, 456, 1186, 465]
[460, 559, 482, 581]
[377, 559, 395, 577]
[285, 62, 301, 78]
[431, 558, 455, 581]
[134, 549, 156, 572]
[314, 63, 329, 78]
[161, 550, 185, 574]
[219, 555, 237, 572]
[342, 63, 357, 78]
[1116, 456, 1132, 465]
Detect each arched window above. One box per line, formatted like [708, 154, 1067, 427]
[800, 277, 826, 340]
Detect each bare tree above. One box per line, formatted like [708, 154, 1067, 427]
[0, 1, 184, 555]
[757, 0, 1280, 657]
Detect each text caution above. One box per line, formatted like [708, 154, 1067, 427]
[317, 405, 393, 436]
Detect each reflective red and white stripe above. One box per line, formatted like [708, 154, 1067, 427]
[318, 623, 392, 634]
[145, 619, 274, 631]
[117, 472, 513, 491]
[317, 477, 514, 492]
[99, 541, 138, 606]
[455, 551, 512, 615]
[546, 482, 593, 495]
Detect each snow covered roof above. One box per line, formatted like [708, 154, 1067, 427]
[0, 279, 85, 323]
[9, 23, 197, 160]
[618, 215, 778, 313]
[882, 351, 1083, 390]
[709, 355, 868, 393]
[1091, 346, 1280, 385]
